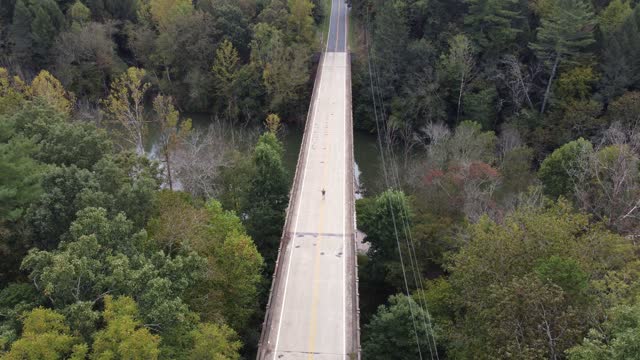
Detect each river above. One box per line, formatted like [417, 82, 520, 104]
[145, 113, 383, 197]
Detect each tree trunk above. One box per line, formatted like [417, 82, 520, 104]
[165, 151, 173, 191]
[457, 71, 465, 122]
[136, 131, 144, 155]
[518, 72, 535, 110]
[540, 55, 560, 115]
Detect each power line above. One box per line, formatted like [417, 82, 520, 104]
[363, 8, 431, 360]
[363, 6, 440, 359]
[369, 45, 441, 360]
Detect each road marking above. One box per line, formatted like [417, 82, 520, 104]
[344, 0, 349, 53]
[335, 0, 342, 52]
[325, 0, 335, 53]
[272, 55, 326, 360]
[307, 115, 330, 359]
[294, 231, 351, 238]
[342, 53, 347, 360]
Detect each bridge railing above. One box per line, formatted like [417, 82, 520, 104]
[257, 52, 326, 360]
[346, 52, 361, 360]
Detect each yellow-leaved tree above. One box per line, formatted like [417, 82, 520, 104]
[102, 67, 151, 154]
[29, 70, 73, 115]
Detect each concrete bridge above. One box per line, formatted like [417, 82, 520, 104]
[257, 0, 360, 358]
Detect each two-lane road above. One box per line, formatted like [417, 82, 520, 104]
[326, 0, 347, 52]
[258, 0, 357, 358]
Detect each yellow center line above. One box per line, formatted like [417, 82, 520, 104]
[307, 100, 331, 359]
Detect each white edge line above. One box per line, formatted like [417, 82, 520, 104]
[343, 3, 349, 359]
[326, 0, 335, 53]
[344, 0, 348, 53]
[335, 0, 341, 53]
[272, 46, 325, 360]
[342, 52, 347, 360]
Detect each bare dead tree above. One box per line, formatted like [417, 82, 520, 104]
[570, 122, 640, 234]
[172, 120, 259, 199]
[423, 121, 451, 169]
[498, 124, 524, 161]
[499, 55, 537, 111]
[461, 162, 501, 222]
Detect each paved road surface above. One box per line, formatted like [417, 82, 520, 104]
[326, 0, 347, 52]
[258, 0, 357, 358]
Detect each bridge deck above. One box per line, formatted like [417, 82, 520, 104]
[258, 0, 358, 358]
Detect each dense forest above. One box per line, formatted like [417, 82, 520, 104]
[351, 0, 640, 359]
[2, 0, 640, 358]
[0, 0, 323, 358]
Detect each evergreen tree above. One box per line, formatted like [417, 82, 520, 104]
[10, 0, 64, 67]
[600, 6, 640, 100]
[244, 131, 289, 266]
[9, 0, 33, 64]
[530, 0, 596, 114]
[212, 40, 243, 121]
[371, 0, 410, 99]
[464, 0, 522, 59]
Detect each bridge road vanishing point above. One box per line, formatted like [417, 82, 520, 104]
[257, 0, 360, 359]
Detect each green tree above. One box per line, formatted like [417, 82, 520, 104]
[10, 0, 64, 67]
[212, 40, 243, 121]
[149, 0, 193, 29]
[9, 0, 34, 64]
[22, 207, 206, 337]
[601, 6, 640, 100]
[193, 201, 263, 330]
[262, 39, 310, 115]
[598, 0, 632, 34]
[287, 0, 315, 47]
[3, 308, 86, 359]
[371, 0, 410, 99]
[441, 34, 476, 122]
[464, 0, 522, 58]
[530, 0, 595, 114]
[149, 196, 263, 332]
[91, 296, 161, 360]
[25, 150, 160, 249]
[362, 294, 434, 360]
[67, 0, 90, 30]
[54, 22, 122, 101]
[444, 201, 633, 359]
[35, 121, 112, 170]
[0, 137, 43, 224]
[356, 190, 416, 293]
[209, 231, 263, 331]
[358, 190, 411, 261]
[606, 91, 640, 127]
[538, 138, 593, 199]
[568, 301, 640, 360]
[188, 323, 241, 360]
[153, 10, 218, 112]
[556, 66, 596, 105]
[243, 132, 289, 265]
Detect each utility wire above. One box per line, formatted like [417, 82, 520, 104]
[370, 53, 441, 360]
[363, 8, 426, 360]
[364, 7, 440, 359]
